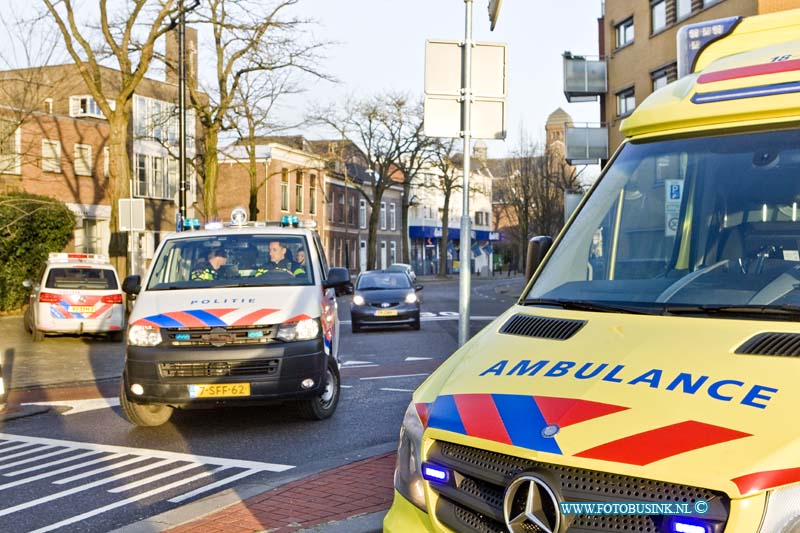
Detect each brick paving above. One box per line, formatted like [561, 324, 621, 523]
[168, 452, 397, 533]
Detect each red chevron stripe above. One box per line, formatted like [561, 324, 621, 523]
[54, 304, 74, 319]
[534, 396, 629, 428]
[698, 58, 800, 84]
[574, 421, 751, 466]
[204, 308, 237, 318]
[164, 311, 207, 328]
[232, 308, 279, 326]
[415, 402, 431, 429]
[89, 304, 113, 319]
[286, 314, 312, 322]
[132, 318, 159, 327]
[454, 394, 512, 445]
[732, 467, 800, 495]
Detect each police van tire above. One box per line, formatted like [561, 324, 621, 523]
[297, 361, 340, 420]
[119, 382, 173, 427]
[32, 329, 44, 342]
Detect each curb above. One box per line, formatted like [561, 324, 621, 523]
[113, 443, 397, 533]
[0, 404, 53, 421]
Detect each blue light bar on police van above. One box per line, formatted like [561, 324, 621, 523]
[677, 16, 741, 79]
[182, 218, 201, 230]
[48, 253, 110, 264]
[668, 517, 710, 533]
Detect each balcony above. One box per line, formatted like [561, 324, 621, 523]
[565, 124, 608, 165]
[563, 53, 607, 102]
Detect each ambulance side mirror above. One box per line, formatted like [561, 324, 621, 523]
[122, 275, 142, 297]
[525, 236, 553, 283]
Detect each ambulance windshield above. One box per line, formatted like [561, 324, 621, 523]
[146, 234, 313, 290]
[526, 127, 800, 316]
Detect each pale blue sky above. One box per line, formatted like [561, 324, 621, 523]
[284, 0, 604, 157]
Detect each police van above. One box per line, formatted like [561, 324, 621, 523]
[385, 9, 800, 533]
[119, 208, 351, 427]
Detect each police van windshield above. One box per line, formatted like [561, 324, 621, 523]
[526, 127, 800, 317]
[146, 234, 313, 290]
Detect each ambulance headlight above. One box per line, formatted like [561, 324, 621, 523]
[276, 318, 320, 342]
[760, 485, 800, 532]
[394, 401, 427, 511]
[128, 325, 162, 346]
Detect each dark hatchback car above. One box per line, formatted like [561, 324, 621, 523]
[350, 271, 423, 333]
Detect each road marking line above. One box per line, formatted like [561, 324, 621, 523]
[0, 448, 75, 471]
[0, 445, 57, 463]
[22, 398, 120, 416]
[0, 455, 128, 490]
[340, 385, 353, 389]
[109, 463, 210, 493]
[404, 357, 432, 361]
[0, 458, 175, 516]
[3, 451, 104, 477]
[341, 360, 375, 366]
[380, 388, 415, 392]
[360, 373, 430, 380]
[168, 468, 260, 503]
[53, 457, 166, 485]
[0, 443, 40, 454]
[29, 466, 231, 533]
[0, 433, 293, 472]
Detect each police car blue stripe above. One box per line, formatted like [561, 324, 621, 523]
[428, 395, 467, 435]
[183, 309, 228, 327]
[492, 394, 562, 455]
[145, 314, 185, 328]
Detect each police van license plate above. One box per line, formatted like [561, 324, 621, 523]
[375, 309, 398, 317]
[188, 383, 250, 398]
[70, 306, 96, 313]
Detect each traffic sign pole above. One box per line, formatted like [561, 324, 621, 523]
[458, 0, 473, 347]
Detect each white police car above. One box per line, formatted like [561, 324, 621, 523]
[23, 253, 125, 342]
[119, 209, 351, 427]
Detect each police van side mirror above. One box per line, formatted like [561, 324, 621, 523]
[323, 267, 350, 289]
[122, 275, 142, 296]
[525, 236, 554, 283]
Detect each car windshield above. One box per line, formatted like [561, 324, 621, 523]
[357, 272, 412, 290]
[146, 234, 314, 290]
[46, 268, 118, 290]
[526, 127, 800, 316]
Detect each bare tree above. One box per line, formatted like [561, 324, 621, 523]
[382, 95, 434, 265]
[428, 138, 461, 277]
[41, 0, 178, 257]
[228, 70, 302, 220]
[310, 95, 406, 270]
[496, 138, 583, 271]
[187, 0, 329, 218]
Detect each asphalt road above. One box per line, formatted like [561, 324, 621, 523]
[0, 276, 527, 532]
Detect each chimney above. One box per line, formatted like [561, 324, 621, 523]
[165, 27, 198, 90]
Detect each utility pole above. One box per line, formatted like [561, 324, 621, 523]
[178, 0, 188, 222]
[458, 0, 474, 347]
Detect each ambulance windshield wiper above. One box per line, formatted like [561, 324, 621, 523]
[522, 298, 656, 315]
[662, 304, 800, 318]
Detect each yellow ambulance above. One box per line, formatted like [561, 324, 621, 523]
[385, 9, 800, 533]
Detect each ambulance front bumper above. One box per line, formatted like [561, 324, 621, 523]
[124, 339, 327, 406]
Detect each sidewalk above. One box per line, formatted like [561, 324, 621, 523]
[128, 452, 397, 533]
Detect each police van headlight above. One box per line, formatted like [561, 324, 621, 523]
[276, 318, 320, 342]
[128, 325, 162, 346]
[760, 485, 800, 532]
[394, 401, 427, 511]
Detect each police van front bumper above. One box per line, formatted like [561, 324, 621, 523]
[123, 339, 327, 406]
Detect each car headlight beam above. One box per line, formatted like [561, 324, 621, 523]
[394, 401, 427, 511]
[760, 484, 800, 532]
[352, 295, 365, 306]
[128, 324, 162, 347]
[276, 318, 320, 342]
[405, 293, 418, 304]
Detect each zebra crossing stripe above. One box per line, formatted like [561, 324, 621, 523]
[0, 445, 58, 463]
[0, 448, 76, 471]
[168, 468, 260, 503]
[0, 454, 128, 491]
[53, 457, 170, 485]
[4, 450, 103, 476]
[108, 463, 214, 493]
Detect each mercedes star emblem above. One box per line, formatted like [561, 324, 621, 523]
[503, 473, 561, 533]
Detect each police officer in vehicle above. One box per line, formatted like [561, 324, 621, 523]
[191, 248, 228, 280]
[254, 240, 305, 277]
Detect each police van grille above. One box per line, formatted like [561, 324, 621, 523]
[499, 314, 585, 340]
[428, 441, 730, 533]
[159, 359, 279, 378]
[164, 325, 275, 346]
[736, 332, 800, 357]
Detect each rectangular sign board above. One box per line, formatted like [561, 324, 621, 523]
[424, 95, 506, 139]
[118, 198, 145, 232]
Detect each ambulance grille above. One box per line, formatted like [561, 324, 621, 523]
[499, 314, 585, 340]
[159, 359, 279, 378]
[736, 332, 800, 357]
[428, 441, 730, 533]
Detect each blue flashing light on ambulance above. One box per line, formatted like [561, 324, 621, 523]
[385, 9, 800, 533]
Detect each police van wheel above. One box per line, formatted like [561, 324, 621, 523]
[297, 362, 340, 421]
[31, 329, 44, 342]
[119, 382, 173, 427]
